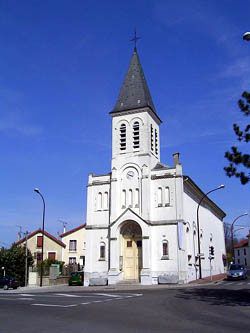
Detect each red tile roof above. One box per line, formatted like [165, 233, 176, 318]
[60, 224, 86, 238]
[15, 229, 66, 248]
[234, 239, 248, 248]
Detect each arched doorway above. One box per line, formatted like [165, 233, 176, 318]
[120, 221, 142, 281]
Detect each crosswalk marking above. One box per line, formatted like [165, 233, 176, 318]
[32, 303, 78, 308]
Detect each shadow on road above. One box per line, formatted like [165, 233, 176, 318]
[176, 288, 250, 307]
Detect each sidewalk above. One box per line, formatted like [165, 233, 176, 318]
[189, 273, 226, 285]
[1, 274, 227, 294]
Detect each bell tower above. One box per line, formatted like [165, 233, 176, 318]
[110, 47, 162, 171]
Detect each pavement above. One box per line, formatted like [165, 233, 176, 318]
[0, 277, 249, 333]
[0, 273, 227, 294]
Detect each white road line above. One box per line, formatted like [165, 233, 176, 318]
[237, 282, 244, 285]
[18, 294, 34, 297]
[55, 293, 82, 298]
[81, 302, 91, 305]
[95, 293, 122, 298]
[226, 282, 233, 285]
[17, 298, 34, 300]
[247, 282, 250, 285]
[32, 303, 77, 308]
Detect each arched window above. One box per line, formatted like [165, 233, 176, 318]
[99, 242, 105, 260]
[128, 189, 133, 207]
[120, 123, 126, 151]
[155, 129, 158, 155]
[103, 191, 109, 210]
[157, 187, 163, 206]
[122, 189, 126, 208]
[97, 192, 102, 210]
[162, 240, 169, 258]
[133, 121, 140, 149]
[151, 124, 154, 151]
[165, 187, 170, 205]
[135, 188, 139, 207]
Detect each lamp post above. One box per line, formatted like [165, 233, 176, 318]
[34, 188, 45, 287]
[196, 184, 225, 280]
[243, 32, 250, 41]
[230, 213, 248, 262]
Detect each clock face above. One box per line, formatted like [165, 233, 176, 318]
[126, 170, 134, 179]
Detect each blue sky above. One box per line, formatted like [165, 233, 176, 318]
[0, 0, 249, 246]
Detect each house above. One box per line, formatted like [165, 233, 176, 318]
[84, 46, 226, 286]
[16, 229, 66, 265]
[60, 224, 86, 268]
[234, 235, 250, 268]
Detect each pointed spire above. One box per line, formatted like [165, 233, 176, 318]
[112, 48, 157, 115]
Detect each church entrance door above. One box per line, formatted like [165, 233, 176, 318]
[120, 222, 142, 281]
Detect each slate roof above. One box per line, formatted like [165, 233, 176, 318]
[111, 48, 158, 117]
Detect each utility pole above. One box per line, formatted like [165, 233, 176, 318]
[25, 231, 29, 287]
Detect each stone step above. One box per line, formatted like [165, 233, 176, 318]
[116, 279, 140, 285]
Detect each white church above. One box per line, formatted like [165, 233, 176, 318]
[84, 47, 226, 286]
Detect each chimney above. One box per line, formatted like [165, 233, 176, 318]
[173, 152, 180, 166]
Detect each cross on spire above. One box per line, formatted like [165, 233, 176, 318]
[130, 28, 141, 51]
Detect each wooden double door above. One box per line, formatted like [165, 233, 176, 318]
[123, 237, 142, 280]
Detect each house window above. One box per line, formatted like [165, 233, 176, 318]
[165, 187, 170, 205]
[103, 191, 109, 210]
[238, 250, 240, 256]
[157, 187, 163, 206]
[80, 256, 85, 267]
[244, 248, 246, 255]
[69, 240, 77, 252]
[133, 121, 140, 149]
[69, 257, 76, 264]
[37, 235, 43, 248]
[245, 258, 247, 266]
[120, 123, 126, 151]
[238, 259, 240, 264]
[151, 124, 154, 151]
[97, 192, 102, 210]
[100, 243, 105, 260]
[162, 240, 169, 259]
[37, 252, 42, 262]
[122, 189, 126, 208]
[48, 252, 56, 260]
[155, 129, 158, 155]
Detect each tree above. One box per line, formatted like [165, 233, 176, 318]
[0, 244, 33, 286]
[224, 91, 250, 184]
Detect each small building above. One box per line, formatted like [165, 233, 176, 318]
[60, 224, 86, 268]
[16, 229, 66, 265]
[234, 235, 250, 268]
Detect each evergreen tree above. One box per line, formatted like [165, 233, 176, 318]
[0, 244, 33, 286]
[224, 91, 250, 184]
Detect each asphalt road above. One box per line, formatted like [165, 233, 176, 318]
[0, 280, 250, 333]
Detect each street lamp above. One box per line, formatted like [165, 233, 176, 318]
[230, 213, 248, 262]
[243, 32, 250, 41]
[34, 188, 45, 287]
[196, 184, 225, 280]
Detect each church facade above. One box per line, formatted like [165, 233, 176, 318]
[84, 48, 226, 286]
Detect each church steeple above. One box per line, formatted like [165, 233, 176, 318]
[111, 48, 160, 121]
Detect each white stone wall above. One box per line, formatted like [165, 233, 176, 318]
[183, 190, 226, 280]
